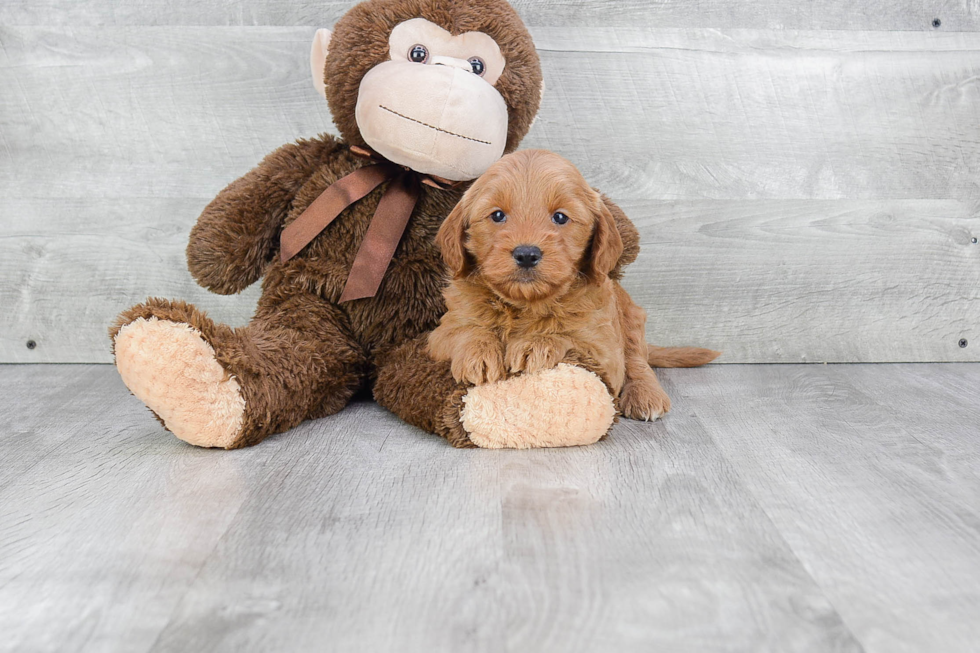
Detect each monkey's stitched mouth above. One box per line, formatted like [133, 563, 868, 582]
[378, 105, 492, 145]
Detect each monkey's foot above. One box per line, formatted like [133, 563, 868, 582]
[459, 364, 616, 449]
[113, 317, 245, 448]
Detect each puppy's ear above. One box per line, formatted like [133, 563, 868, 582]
[582, 193, 625, 285]
[437, 197, 472, 278]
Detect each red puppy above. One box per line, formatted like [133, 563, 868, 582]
[429, 150, 719, 421]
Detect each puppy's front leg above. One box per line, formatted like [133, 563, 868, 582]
[621, 368, 671, 421]
[451, 329, 507, 386]
[428, 296, 506, 386]
[430, 326, 505, 386]
[506, 335, 573, 376]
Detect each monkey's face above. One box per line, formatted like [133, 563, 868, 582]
[355, 19, 509, 181]
[316, 0, 543, 183]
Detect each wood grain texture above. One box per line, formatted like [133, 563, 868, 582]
[2, 21, 979, 363]
[625, 199, 980, 363]
[0, 366, 326, 652]
[0, 365, 120, 491]
[3, 198, 975, 363]
[2, 363, 979, 651]
[0, 364, 870, 652]
[672, 364, 980, 652]
[0, 27, 334, 200]
[493, 418, 861, 652]
[531, 28, 980, 201]
[4, 27, 979, 201]
[0, 0, 975, 31]
[0, 199, 261, 363]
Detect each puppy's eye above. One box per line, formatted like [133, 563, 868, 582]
[552, 212, 570, 225]
[409, 44, 429, 64]
[490, 210, 507, 223]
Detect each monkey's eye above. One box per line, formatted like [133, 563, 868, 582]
[490, 210, 507, 223]
[409, 44, 429, 64]
[468, 57, 486, 76]
[552, 212, 570, 225]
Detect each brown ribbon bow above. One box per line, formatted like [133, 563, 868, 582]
[279, 147, 456, 303]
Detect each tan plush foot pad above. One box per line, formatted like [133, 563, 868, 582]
[460, 363, 616, 449]
[114, 318, 245, 449]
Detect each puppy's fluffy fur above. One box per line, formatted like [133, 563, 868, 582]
[429, 150, 719, 421]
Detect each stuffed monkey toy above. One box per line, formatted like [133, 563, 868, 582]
[110, 0, 648, 449]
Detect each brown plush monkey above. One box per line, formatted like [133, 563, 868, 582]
[110, 0, 646, 449]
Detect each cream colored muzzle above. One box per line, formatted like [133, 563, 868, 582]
[355, 60, 509, 182]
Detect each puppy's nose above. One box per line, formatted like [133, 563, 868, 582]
[513, 245, 542, 269]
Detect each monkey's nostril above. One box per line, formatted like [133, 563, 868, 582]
[513, 245, 542, 269]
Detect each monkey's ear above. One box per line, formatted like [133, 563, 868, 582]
[528, 79, 546, 130]
[436, 199, 472, 278]
[310, 28, 333, 99]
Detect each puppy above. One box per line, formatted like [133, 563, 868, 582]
[428, 150, 719, 421]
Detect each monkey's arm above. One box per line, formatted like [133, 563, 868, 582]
[187, 135, 345, 295]
[598, 194, 641, 278]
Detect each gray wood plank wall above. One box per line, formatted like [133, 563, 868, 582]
[1, 2, 978, 363]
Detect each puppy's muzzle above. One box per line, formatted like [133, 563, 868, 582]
[512, 245, 542, 269]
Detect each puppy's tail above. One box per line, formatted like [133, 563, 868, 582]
[647, 344, 721, 368]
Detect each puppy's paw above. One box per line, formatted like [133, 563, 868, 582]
[452, 341, 506, 386]
[620, 380, 671, 421]
[506, 336, 571, 376]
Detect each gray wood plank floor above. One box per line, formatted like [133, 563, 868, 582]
[1, 363, 978, 652]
